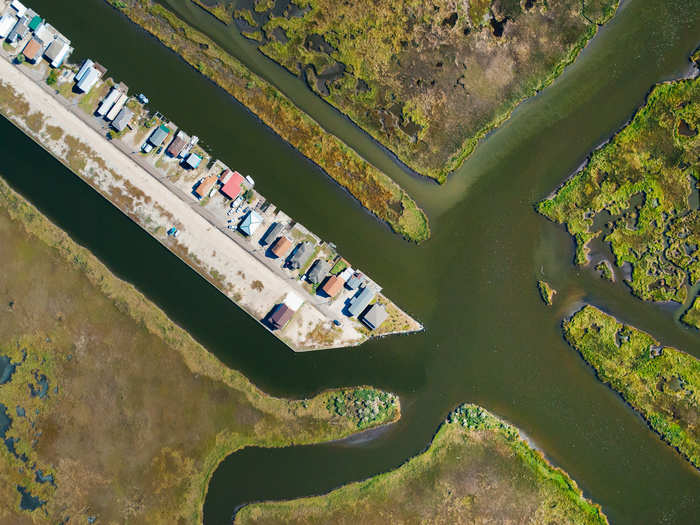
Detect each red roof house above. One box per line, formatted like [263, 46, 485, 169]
[220, 170, 245, 200]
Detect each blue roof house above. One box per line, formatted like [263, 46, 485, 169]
[238, 211, 263, 236]
[347, 286, 377, 317]
[184, 153, 202, 170]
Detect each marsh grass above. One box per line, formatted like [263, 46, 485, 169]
[0, 177, 400, 522]
[564, 305, 700, 468]
[236, 404, 608, 525]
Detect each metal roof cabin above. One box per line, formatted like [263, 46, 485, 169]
[238, 210, 263, 236]
[267, 304, 294, 330]
[21, 36, 43, 62]
[74, 59, 93, 82]
[166, 134, 187, 157]
[270, 236, 292, 258]
[306, 259, 330, 284]
[111, 108, 133, 132]
[195, 175, 217, 199]
[287, 241, 314, 270]
[27, 14, 42, 32]
[148, 124, 170, 147]
[220, 170, 245, 199]
[10, 1, 26, 17]
[105, 93, 128, 121]
[345, 272, 363, 290]
[260, 222, 284, 245]
[43, 37, 70, 67]
[361, 303, 388, 330]
[75, 67, 100, 93]
[0, 14, 18, 38]
[184, 153, 202, 170]
[347, 286, 377, 317]
[7, 19, 29, 43]
[320, 275, 344, 297]
[96, 87, 122, 117]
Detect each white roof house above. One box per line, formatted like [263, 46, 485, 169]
[96, 87, 121, 117]
[10, 1, 26, 17]
[34, 22, 54, 43]
[105, 93, 128, 121]
[44, 37, 70, 68]
[0, 14, 18, 38]
[284, 292, 304, 312]
[74, 59, 94, 82]
[76, 67, 100, 93]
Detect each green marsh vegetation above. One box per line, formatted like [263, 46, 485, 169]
[0, 178, 399, 522]
[229, 0, 618, 181]
[106, 0, 430, 242]
[564, 306, 700, 469]
[236, 404, 608, 525]
[539, 77, 700, 325]
[537, 280, 556, 305]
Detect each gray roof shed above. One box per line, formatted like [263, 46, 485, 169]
[307, 259, 330, 284]
[361, 303, 388, 330]
[347, 286, 377, 317]
[111, 108, 134, 132]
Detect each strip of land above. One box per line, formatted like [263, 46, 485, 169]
[106, 0, 430, 242]
[0, 17, 421, 351]
[0, 176, 400, 522]
[538, 75, 700, 326]
[564, 305, 700, 469]
[222, 0, 619, 181]
[236, 404, 608, 525]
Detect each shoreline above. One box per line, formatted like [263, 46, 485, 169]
[0, 42, 421, 351]
[0, 175, 403, 522]
[106, 0, 430, 243]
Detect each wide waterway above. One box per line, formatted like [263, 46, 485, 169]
[4, 0, 700, 523]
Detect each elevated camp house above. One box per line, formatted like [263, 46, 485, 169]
[347, 285, 379, 318]
[286, 241, 314, 270]
[105, 88, 128, 122]
[111, 107, 133, 132]
[266, 293, 304, 330]
[260, 222, 284, 246]
[345, 272, 363, 290]
[43, 35, 71, 68]
[306, 259, 330, 285]
[320, 274, 344, 297]
[183, 152, 202, 170]
[0, 12, 18, 39]
[7, 18, 28, 43]
[270, 236, 292, 258]
[74, 59, 105, 93]
[166, 131, 188, 158]
[238, 210, 263, 236]
[21, 36, 42, 62]
[361, 303, 388, 330]
[220, 170, 245, 200]
[96, 86, 122, 117]
[194, 174, 217, 199]
[145, 124, 170, 150]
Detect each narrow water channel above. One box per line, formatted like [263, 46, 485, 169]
[5, 0, 700, 524]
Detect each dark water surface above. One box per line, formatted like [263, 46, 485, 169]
[4, 0, 700, 523]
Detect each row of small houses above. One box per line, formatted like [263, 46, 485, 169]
[0, 1, 72, 67]
[260, 226, 389, 331]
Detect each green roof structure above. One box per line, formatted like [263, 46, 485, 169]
[28, 15, 43, 31]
